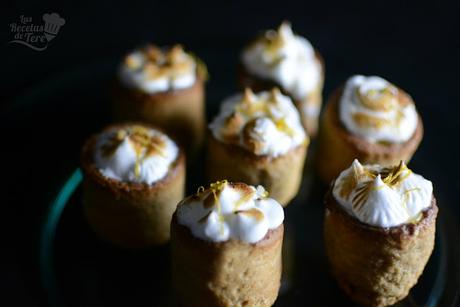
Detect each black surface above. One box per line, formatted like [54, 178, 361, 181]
[1, 1, 460, 306]
[17, 59, 460, 307]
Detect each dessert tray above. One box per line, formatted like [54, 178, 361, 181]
[12, 55, 457, 307]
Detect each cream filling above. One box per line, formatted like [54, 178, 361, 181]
[176, 182, 284, 243]
[332, 160, 433, 228]
[241, 22, 321, 102]
[209, 89, 307, 157]
[94, 126, 178, 185]
[339, 75, 418, 143]
[118, 48, 196, 94]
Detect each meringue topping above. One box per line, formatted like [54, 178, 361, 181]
[241, 21, 322, 103]
[176, 181, 284, 243]
[333, 160, 433, 228]
[339, 75, 418, 143]
[94, 125, 178, 185]
[209, 88, 307, 157]
[119, 44, 198, 93]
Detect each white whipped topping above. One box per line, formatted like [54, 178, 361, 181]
[339, 75, 418, 143]
[94, 125, 179, 185]
[209, 88, 307, 157]
[333, 160, 433, 228]
[242, 22, 321, 101]
[176, 182, 284, 243]
[118, 45, 196, 94]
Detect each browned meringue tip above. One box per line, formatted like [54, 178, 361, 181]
[270, 86, 282, 98]
[278, 20, 291, 30]
[182, 180, 261, 206]
[243, 87, 256, 103]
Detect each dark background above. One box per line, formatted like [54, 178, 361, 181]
[1, 1, 459, 306]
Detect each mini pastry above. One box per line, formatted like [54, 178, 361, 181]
[171, 180, 284, 307]
[239, 21, 324, 137]
[324, 160, 438, 306]
[207, 88, 308, 206]
[81, 123, 185, 248]
[317, 75, 423, 183]
[113, 44, 207, 154]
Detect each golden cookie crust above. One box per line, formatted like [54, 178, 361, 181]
[206, 133, 307, 206]
[171, 213, 284, 307]
[324, 189, 438, 307]
[81, 122, 185, 248]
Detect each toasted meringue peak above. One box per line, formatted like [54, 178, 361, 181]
[94, 125, 178, 185]
[243, 87, 257, 104]
[119, 44, 197, 93]
[351, 159, 364, 177]
[209, 89, 307, 157]
[242, 21, 321, 101]
[264, 21, 294, 56]
[333, 160, 433, 228]
[176, 181, 284, 243]
[278, 21, 293, 35]
[339, 75, 418, 143]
